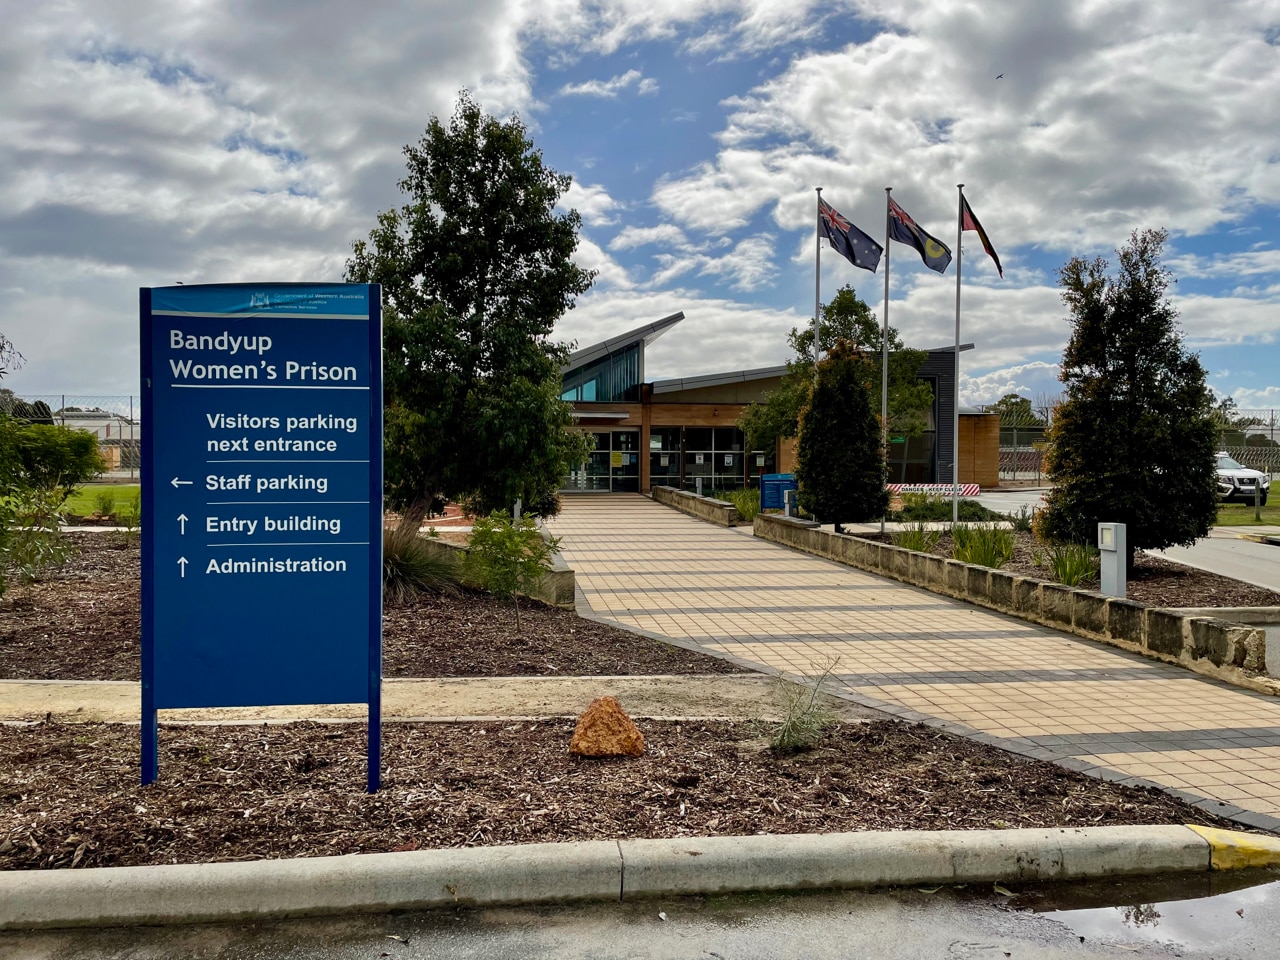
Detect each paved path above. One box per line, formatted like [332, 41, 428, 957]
[548, 495, 1280, 831]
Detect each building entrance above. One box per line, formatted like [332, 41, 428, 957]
[562, 430, 641, 493]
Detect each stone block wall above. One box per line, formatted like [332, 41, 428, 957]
[412, 531, 576, 609]
[652, 485, 741, 526]
[753, 513, 1273, 694]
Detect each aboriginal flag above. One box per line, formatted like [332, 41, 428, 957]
[887, 197, 951, 273]
[961, 194, 1003, 278]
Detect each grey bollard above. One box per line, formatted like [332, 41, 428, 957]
[1098, 522, 1126, 598]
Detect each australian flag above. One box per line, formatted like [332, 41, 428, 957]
[888, 197, 952, 274]
[819, 198, 883, 273]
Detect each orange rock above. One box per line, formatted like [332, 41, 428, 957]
[569, 696, 645, 757]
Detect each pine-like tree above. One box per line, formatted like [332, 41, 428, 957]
[1039, 228, 1218, 567]
[795, 340, 888, 530]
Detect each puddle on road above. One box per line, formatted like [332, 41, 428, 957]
[1008, 869, 1280, 949]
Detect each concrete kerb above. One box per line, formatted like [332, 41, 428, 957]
[6, 825, 1280, 931]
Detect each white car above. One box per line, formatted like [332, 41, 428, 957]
[1216, 452, 1269, 506]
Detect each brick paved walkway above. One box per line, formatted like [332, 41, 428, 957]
[548, 494, 1280, 831]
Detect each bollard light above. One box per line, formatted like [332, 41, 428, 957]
[1098, 522, 1126, 598]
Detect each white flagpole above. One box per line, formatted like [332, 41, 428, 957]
[881, 187, 892, 535]
[814, 187, 823, 381]
[953, 185, 964, 527]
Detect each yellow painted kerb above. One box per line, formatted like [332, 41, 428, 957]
[1187, 825, 1280, 870]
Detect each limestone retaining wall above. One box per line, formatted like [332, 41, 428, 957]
[413, 532, 576, 609]
[652, 486, 740, 527]
[753, 513, 1274, 694]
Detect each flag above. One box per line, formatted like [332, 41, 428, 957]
[819, 198, 883, 273]
[887, 197, 951, 273]
[961, 194, 1003, 278]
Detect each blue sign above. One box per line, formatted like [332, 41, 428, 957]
[760, 473, 798, 511]
[140, 283, 383, 790]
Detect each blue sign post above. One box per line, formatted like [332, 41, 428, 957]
[140, 283, 383, 791]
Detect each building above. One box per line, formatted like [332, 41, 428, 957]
[559, 313, 999, 494]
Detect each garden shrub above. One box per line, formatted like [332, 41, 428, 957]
[951, 523, 1015, 569]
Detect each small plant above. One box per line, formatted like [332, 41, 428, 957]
[0, 487, 74, 595]
[727, 486, 760, 522]
[463, 511, 561, 632]
[891, 522, 941, 552]
[114, 492, 142, 547]
[771, 657, 840, 754]
[1007, 504, 1035, 533]
[382, 523, 457, 603]
[951, 522, 1015, 569]
[1047, 542, 1099, 586]
[93, 490, 117, 517]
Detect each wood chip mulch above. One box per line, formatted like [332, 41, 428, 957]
[0, 719, 1243, 871]
[0, 535, 747, 682]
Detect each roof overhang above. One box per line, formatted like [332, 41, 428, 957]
[651, 364, 789, 395]
[562, 312, 684, 374]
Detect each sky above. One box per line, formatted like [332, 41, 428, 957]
[3, 0, 1280, 411]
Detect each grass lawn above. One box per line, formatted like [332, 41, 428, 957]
[1215, 500, 1280, 526]
[64, 483, 140, 518]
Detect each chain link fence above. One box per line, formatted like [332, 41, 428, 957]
[977, 399, 1280, 484]
[0, 394, 142, 481]
[1218, 409, 1280, 479]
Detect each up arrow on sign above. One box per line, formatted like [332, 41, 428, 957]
[177, 557, 188, 578]
[177, 514, 188, 534]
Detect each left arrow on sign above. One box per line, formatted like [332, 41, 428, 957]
[171, 477, 193, 488]
[177, 557, 188, 578]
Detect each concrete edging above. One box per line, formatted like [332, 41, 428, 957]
[5, 825, 1280, 931]
[753, 513, 1276, 694]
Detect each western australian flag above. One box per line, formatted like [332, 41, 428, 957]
[888, 197, 952, 274]
[819, 198, 883, 273]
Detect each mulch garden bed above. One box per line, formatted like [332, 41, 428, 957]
[0, 718, 1244, 871]
[865, 530, 1280, 608]
[0, 534, 747, 682]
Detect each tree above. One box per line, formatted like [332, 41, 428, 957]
[738, 285, 932, 455]
[346, 92, 594, 527]
[1039, 228, 1218, 568]
[0, 334, 22, 381]
[795, 340, 889, 531]
[985, 393, 1043, 427]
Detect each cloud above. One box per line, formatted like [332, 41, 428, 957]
[961, 361, 1062, 406]
[649, 0, 1280, 252]
[524, 0, 855, 58]
[561, 180, 622, 226]
[1228, 387, 1280, 410]
[558, 68, 646, 97]
[1166, 248, 1280, 280]
[554, 288, 808, 375]
[609, 224, 690, 250]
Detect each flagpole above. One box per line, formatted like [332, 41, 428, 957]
[814, 187, 823, 382]
[953, 185, 964, 527]
[881, 187, 892, 536]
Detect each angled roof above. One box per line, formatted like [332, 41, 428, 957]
[651, 365, 789, 395]
[562, 312, 683, 374]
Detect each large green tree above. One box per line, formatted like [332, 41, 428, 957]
[346, 92, 594, 525]
[795, 340, 889, 531]
[986, 392, 1044, 427]
[738, 285, 931, 456]
[1039, 228, 1218, 568]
